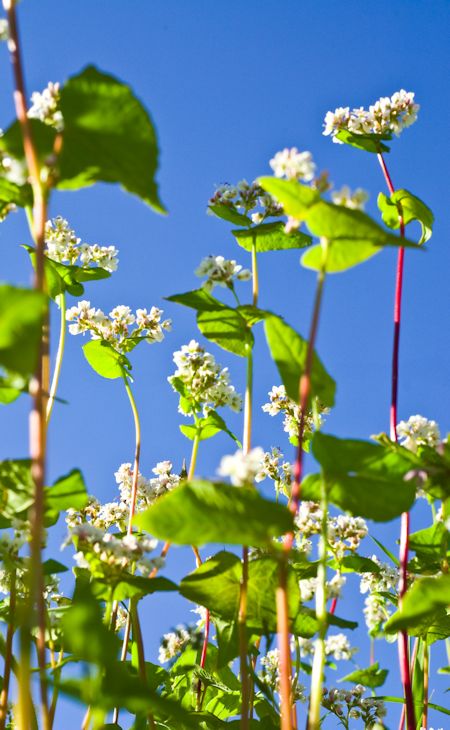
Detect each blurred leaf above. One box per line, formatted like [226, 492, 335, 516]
[197, 307, 253, 357]
[44, 469, 88, 525]
[0, 372, 27, 405]
[340, 662, 388, 688]
[0, 118, 56, 164]
[42, 559, 68, 575]
[385, 574, 450, 633]
[0, 285, 46, 376]
[329, 554, 381, 574]
[304, 433, 417, 521]
[378, 189, 433, 244]
[301, 240, 381, 273]
[58, 66, 165, 212]
[232, 221, 311, 252]
[180, 411, 241, 446]
[0, 459, 34, 517]
[83, 339, 129, 379]
[92, 575, 177, 602]
[335, 129, 391, 153]
[135, 482, 294, 547]
[409, 522, 448, 566]
[208, 204, 252, 227]
[0, 178, 32, 220]
[257, 178, 320, 220]
[264, 314, 335, 406]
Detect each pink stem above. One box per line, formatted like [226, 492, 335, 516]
[377, 152, 415, 730]
[329, 597, 337, 616]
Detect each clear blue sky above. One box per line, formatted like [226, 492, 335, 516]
[1, 1, 449, 727]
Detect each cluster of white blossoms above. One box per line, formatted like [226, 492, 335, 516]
[45, 216, 119, 272]
[28, 81, 64, 131]
[195, 255, 251, 291]
[323, 89, 419, 142]
[299, 573, 346, 603]
[330, 185, 369, 211]
[168, 340, 242, 416]
[294, 501, 368, 558]
[218, 446, 265, 486]
[259, 648, 306, 702]
[322, 685, 386, 726]
[0, 18, 8, 41]
[66, 301, 171, 353]
[158, 624, 202, 664]
[262, 385, 325, 442]
[360, 555, 399, 634]
[65, 523, 162, 579]
[396, 414, 441, 453]
[269, 147, 316, 182]
[296, 633, 355, 662]
[209, 179, 283, 224]
[255, 447, 292, 497]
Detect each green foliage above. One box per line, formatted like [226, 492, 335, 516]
[340, 662, 388, 688]
[232, 221, 312, 252]
[335, 129, 392, 153]
[134, 481, 294, 546]
[0, 459, 34, 519]
[208, 203, 252, 227]
[92, 575, 177, 602]
[166, 289, 225, 312]
[0, 285, 46, 376]
[180, 411, 241, 446]
[385, 574, 450, 634]
[58, 66, 165, 212]
[83, 339, 131, 379]
[378, 189, 434, 243]
[0, 179, 31, 220]
[264, 314, 335, 406]
[197, 307, 253, 357]
[44, 469, 88, 525]
[0, 118, 56, 166]
[24, 245, 110, 299]
[257, 178, 320, 220]
[303, 433, 417, 520]
[0, 372, 27, 405]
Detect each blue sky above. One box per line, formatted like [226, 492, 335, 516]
[1, 1, 449, 727]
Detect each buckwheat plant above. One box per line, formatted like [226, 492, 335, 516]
[0, 3, 447, 730]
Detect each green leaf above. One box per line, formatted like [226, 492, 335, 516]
[208, 204, 252, 227]
[329, 554, 381, 574]
[0, 285, 46, 376]
[44, 469, 88, 525]
[377, 189, 434, 244]
[58, 66, 165, 212]
[24, 246, 111, 300]
[92, 575, 177, 602]
[0, 178, 32, 220]
[301, 241, 381, 273]
[236, 305, 270, 327]
[335, 129, 391, 153]
[264, 314, 335, 406]
[304, 433, 417, 521]
[180, 411, 241, 446]
[257, 178, 320, 220]
[166, 289, 225, 313]
[0, 119, 56, 164]
[409, 522, 448, 564]
[42, 559, 69, 575]
[232, 221, 312, 252]
[339, 662, 388, 688]
[134, 481, 294, 547]
[385, 574, 450, 633]
[0, 459, 34, 518]
[197, 307, 253, 357]
[0, 372, 27, 405]
[83, 340, 129, 379]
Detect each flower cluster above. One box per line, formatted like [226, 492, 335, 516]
[158, 624, 203, 664]
[255, 447, 292, 497]
[0, 18, 8, 41]
[360, 555, 399, 634]
[323, 89, 419, 142]
[218, 447, 265, 486]
[65, 523, 162, 580]
[45, 216, 119, 272]
[322, 685, 386, 727]
[168, 340, 242, 416]
[294, 501, 368, 558]
[195, 255, 251, 291]
[262, 385, 326, 443]
[299, 573, 346, 603]
[296, 633, 355, 662]
[269, 147, 316, 182]
[396, 414, 441, 453]
[330, 185, 369, 211]
[28, 81, 64, 131]
[66, 301, 171, 354]
[259, 648, 306, 702]
[209, 179, 283, 223]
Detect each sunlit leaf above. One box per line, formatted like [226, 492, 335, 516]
[83, 339, 129, 379]
[232, 221, 311, 252]
[334, 129, 391, 153]
[197, 307, 253, 357]
[385, 574, 450, 633]
[0, 285, 46, 376]
[208, 204, 252, 227]
[257, 178, 319, 220]
[378, 189, 434, 244]
[340, 662, 388, 688]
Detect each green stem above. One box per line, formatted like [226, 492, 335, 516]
[46, 292, 66, 423]
[130, 600, 156, 729]
[307, 475, 328, 730]
[251, 240, 259, 307]
[122, 374, 142, 535]
[0, 570, 16, 730]
[188, 432, 200, 481]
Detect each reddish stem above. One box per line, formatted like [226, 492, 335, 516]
[329, 597, 337, 616]
[196, 609, 211, 708]
[377, 152, 415, 730]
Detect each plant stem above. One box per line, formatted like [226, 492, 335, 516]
[130, 600, 156, 729]
[0, 570, 16, 730]
[251, 240, 259, 307]
[46, 292, 66, 423]
[377, 151, 415, 730]
[307, 476, 328, 730]
[277, 240, 329, 730]
[122, 374, 142, 535]
[3, 3, 50, 728]
[422, 643, 429, 730]
[188, 433, 200, 481]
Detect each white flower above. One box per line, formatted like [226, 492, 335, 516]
[323, 107, 351, 140]
[324, 633, 356, 661]
[323, 90, 419, 141]
[262, 384, 326, 441]
[396, 414, 441, 452]
[158, 627, 191, 663]
[327, 515, 368, 559]
[270, 147, 316, 182]
[331, 185, 369, 211]
[195, 254, 251, 291]
[169, 340, 242, 416]
[0, 18, 9, 41]
[218, 447, 265, 486]
[45, 216, 119, 272]
[28, 82, 63, 131]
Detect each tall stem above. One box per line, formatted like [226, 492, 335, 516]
[251, 240, 259, 307]
[130, 600, 155, 729]
[377, 152, 415, 730]
[307, 477, 328, 730]
[422, 643, 429, 730]
[0, 570, 16, 730]
[122, 375, 142, 535]
[277, 241, 328, 730]
[46, 292, 66, 423]
[3, 3, 50, 728]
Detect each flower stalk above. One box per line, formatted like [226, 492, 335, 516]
[46, 292, 66, 423]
